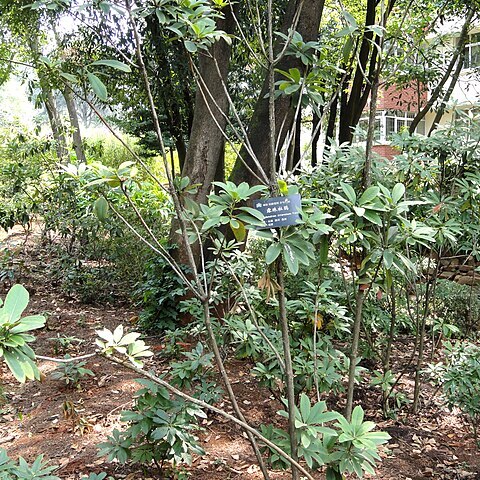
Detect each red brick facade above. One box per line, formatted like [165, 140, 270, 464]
[377, 82, 427, 112]
[372, 144, 400, 158]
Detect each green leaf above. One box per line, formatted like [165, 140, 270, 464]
[299, 394, 311, 420]
[94, 197, 109, 221]
[351, 405, 364, 426]
[3, 284, 29, 324]
[340, 182, 356, 204]
[353, 206, 365, 217]
[184, 41, 198, 53]
[87, 72, 107, 101]
[203, 217, 221, 231]
[383, 250, 394, 270]
[358, 186, 380, 205]
[391, 183, 405, 204]
[342, 10, 358, 29]
[59, 72, 78, 83]
[90, 59, 132, 72]
[283, 244, 299, 275]
[265, 242, 282, 265]
[238, 206, 265, 221]
[3, 351, 26, 382]
[363, 210, 382, 226]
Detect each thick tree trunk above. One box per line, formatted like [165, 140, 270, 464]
[169, 6, 236, 264]
[180, 13, 236, 205]
[337, 0, 396, 145]
[62, 86, 86, 163]
[229, 0, 325, 186]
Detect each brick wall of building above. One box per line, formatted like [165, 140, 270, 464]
[377, 82, 427, 111]
[372, 144, 399, 159]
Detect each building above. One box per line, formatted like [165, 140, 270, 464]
[361, 20, 480, 158]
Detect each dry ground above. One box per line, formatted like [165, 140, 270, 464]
[1, 228, 480, 479]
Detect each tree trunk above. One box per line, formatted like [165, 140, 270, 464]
[229, 0, 325, 186]
[28, 35, 68, 162]
[345, 288, 366, 420]
[43, 87, 68, 162]
[62, 86, 86, 163]
[311, 111, 321, 166]
[338, 0, 396, 145]
[428, 38, 468, 135]
[169, 6, 236, 264]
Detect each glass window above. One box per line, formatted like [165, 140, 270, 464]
[386, 116, 395, 140]
[464, 33, 480, 69]
[356, 111, 424, 143]
[417, 119, 425, 136]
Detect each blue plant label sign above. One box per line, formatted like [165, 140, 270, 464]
[254, 194, 302, 229]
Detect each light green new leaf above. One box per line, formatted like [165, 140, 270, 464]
[3, 284, 29, 324]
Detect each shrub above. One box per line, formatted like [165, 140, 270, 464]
[135, 256, 187, 331]
[0, 449, 60, 480]
[434, 280, 480, 337]
[98, 379, 205, 475]
[51, 355, 94, 388]
[260, 395, 390, 478]
[0, 284, 45, 383]
[441, 341, 480, 442]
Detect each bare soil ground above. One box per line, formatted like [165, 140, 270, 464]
[1, 228, 480, 479]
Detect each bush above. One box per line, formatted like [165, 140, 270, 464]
[135, 256, 187, 331]
[441, 341, 480, 442]
[98, 379, 205, 475]
[434, 280, 480, 337]
[0, 449, 60, 480]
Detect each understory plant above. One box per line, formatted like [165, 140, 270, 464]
[428, 341, 480, 443]
[98, 379, 205, 476]
[261, 394, 390, 479]
[0, 284, 45, 382]
[51, 354, 94, 388]
[0, 449, 60, 480]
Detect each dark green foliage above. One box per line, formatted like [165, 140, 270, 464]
[51, 355, 94, 388]
[434, 280, 480, 337]
[135, 256, 187, 332]
[98, 379, 205, 473]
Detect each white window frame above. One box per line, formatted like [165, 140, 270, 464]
[464, 33, 480, 69]
[354, 110, 425, 144]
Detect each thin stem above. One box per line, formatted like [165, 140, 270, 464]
[36, 353, 96, 363]
[201, 301, 271, 480]
[276, 257, 299, 480]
